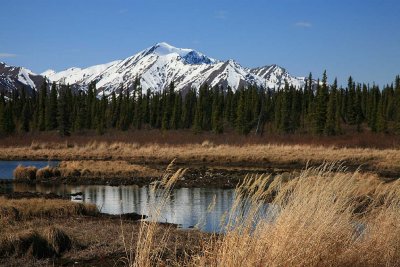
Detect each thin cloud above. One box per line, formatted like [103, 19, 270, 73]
[0, 53, 17, 58]
[294, 21, 312, 28]
[215, 10, 228, 20]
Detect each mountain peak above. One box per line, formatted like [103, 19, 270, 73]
[147, 42, 192, 57]
[41, 69, 56, 77]
[1, 44, 307, 94]
[142, 42, 216, 65]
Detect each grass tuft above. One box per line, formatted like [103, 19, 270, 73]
[36, 166, 61, 179]
[43, 227, 72, 255]
[0, 197, 98, 221]
[13, 165, 37, 181]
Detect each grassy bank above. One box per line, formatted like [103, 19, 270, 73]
[0, 193, 206, 266]
[0, 197, 98, 221]
[1, 165, 399, 266]
[129, 165, 400, 266]
[2, 141, 400, 179]
[2, 130, 400, 149]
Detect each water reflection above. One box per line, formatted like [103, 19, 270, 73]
[7, 183, 236, 232]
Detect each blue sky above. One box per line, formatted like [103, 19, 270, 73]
[0, 0, 399, 86]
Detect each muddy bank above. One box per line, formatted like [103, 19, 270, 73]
[10, 160, 398, 189]
[0, 215, 206, 267]
[12, 164, 283, 188]
[1, 217, 208, 267]
[0, 193, 207, 267]
[0, 191, 67, 200]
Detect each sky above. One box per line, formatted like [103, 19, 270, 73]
[0, 0, 399, 86]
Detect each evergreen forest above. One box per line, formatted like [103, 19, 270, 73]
[1, 72, 400, 137]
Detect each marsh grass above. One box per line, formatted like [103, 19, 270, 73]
[14, 165, 61, 181]
[0, 227, 73, 259]
[0, 198, 94, 260]
[120, 160, 187, 267]
[3, 142, 400, 175]
[0, 197, 98, 221]
[126, 163, 399, 266]
[13, 165, 37, 181]
[59, 160, 161, 178]
[36, 166, 60, 179]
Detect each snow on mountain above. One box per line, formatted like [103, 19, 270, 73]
[42, 60, 121, 86]
[41, 69, 56, 77]
[250, 65, 306, 89]
[44, 42, 305, 94]
[0, 62, 44, 93]
[1, 43, 308, 95]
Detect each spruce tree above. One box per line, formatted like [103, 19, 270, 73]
[280, 82, 291, 133]
[3, 103, 15, 134]
[182, 88, 196, 129]
[314, 71, 328, 134]
[38, 79, 48, 131]
[325, 78, 338, 135]
[133, 80, 143, 129]
[0, 94, 5, 134]
[346, 76, 357, 124]
[170, 92, 182, 130]
[21, 102, 31, 132]
[58, 86, 71, 136]
[46, 82, 58, 130]
[236, 87, 249, 134]
[394, 75, 400, 134]
[376, 94, 387, 133]
[355, 84, 363, 131]
[75, 92, 87, 132]
[211, 86, 223, 133]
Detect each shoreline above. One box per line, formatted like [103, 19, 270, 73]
[2, 159, 398, 189]
[0, 192, 206, 266]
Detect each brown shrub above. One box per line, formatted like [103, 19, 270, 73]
[13, 165, 37, 181]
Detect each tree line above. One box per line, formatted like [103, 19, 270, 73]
[0, 73, 399, 136]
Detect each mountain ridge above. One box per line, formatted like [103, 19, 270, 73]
[0, 42, 308, 94]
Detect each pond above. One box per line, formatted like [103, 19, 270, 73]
[0, 160, 59, 179]
[1, 182, 243, 232]
[0, 160, 272, 232]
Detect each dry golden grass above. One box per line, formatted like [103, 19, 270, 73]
[121, 160, 188, 267]
[0, 227, 72, 259]
[0, 197, 98, 221]
[2, 142, 400, 175]
[13, 165, 37, 181]
[127, 164, 400, 267]
[59, 160, 161, 178]
[192, 166, 400, 267]
[0, 197, 98, 261]
[36, 166, 61, 179]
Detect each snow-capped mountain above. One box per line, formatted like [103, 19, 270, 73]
[1, 42, 307, 95]
[43, 42, 306, 94]
[250, 65, 306, 89]
[0, 62, 45, 93]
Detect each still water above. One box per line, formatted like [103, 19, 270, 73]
[2, 183, 236, 232]
[0, 160, 272, 232]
